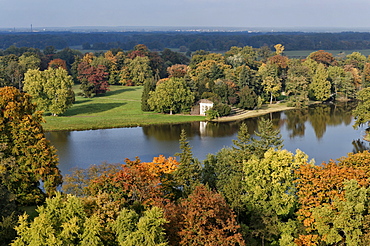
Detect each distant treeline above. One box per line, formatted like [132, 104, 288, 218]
[2, 31, 370, 51]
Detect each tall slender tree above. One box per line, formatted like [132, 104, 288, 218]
[0, 87, 62, 205]
[309, 63, 331, 101]
[252, 118, 284, 158]
[174, 129, 201, 197]
[141, 78, 156, 111]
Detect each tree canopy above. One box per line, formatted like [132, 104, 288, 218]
[23, 67, 75, 116]
[0, 86, 62, 205]
[148, 77, 194, 114]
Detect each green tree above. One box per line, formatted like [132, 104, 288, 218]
[311, 180, 367, 246]
[286, 75, 309, 107]
[345, 52, 366, 70]
[232, 122, 252, 162]
[243, 149, 310, 245]
[18, 53, 41, 72]
[258, 63, 281, 104]
[0, 182, 18, 246]
[328, 66, 345, 96]
[1, 55, 23, 89]
[353, 87, 370, 129]
[342, 71, 357, 99]
[141, 78, 157, 111]
[225, 45, 259, 69]
[23, 67, 75, 116]
[238, 86, 258, 109]
[54, 47, 82, 69]
[174, 129, 201, 196]
[203, 120, 283, 220]
[252, 117, 284, 158]
[262, 76, 281, 104]
[12, 193, 102, 246]
[0, 87, 62, 205]
[362, 63, 370, 88]
[286, 59, 310, 107]
[235, 65, 258, 93]
[203, 147, 246, 217]
[309, 63, 331, 101]
[148, 77, 194, 114]
[112, 207, 168, 246]
[0, 144, 19, 246]
[120, 56, 153, 86]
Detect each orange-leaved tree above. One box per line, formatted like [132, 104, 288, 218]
[48, 58, 67, 70]
[64, 155, 179, 207]
[295, 153, 370, 246]
[161, 184, 245, 246]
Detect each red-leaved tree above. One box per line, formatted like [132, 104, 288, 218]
[77, 62, 109, 97]
[161, 184, 245, 246]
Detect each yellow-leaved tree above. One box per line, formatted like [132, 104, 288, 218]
[0, 86, 62, 205]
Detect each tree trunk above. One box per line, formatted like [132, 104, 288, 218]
[270, 93, 273, 104]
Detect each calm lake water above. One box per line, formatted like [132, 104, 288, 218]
[45, 102, 369, 176]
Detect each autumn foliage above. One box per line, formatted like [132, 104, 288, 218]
[48, 58, 68, 70]
[161, 185, 245, 246]
[0, 86, 62, 205]
[67, 155, 179, 206]
[295, 153, 370, 245]
[77, 61, 110, 97]
[308, 50, 338, 67]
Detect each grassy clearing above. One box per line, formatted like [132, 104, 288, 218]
[284, 49, 370, 58]
[42, 85, 303, 131]
[42, 85, 205, 131]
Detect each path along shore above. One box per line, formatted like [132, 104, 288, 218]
[212, 103, 296, 122]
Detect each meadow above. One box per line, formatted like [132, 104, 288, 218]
[42, 85, 205, 131]
[284, 49, 370, 58]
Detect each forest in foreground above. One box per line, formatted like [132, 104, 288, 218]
[3, 37, 370, 245]
[2, 87, 370, 245]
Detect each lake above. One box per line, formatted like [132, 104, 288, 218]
[45, 102, 369, 176]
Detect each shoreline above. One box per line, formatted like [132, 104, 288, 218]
[43, 103, 297, 132]
[212, 103, 296, 122]
[42, 85, 333, 132]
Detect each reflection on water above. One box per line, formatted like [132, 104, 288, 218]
[283, 102, 355, 139]
[46, 102, 367, 175]
[141, 120, 247, 141]
[352, 139, 370, 153]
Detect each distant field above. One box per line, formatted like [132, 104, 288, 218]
[42, 85, 205, 131]
[284, 49, 370, 58]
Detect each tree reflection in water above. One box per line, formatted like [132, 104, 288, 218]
[47, 101, 364, 174]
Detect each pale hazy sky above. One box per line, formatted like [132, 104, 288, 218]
[1, 0, 370, 30]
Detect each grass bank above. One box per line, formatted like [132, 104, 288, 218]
[42, 85, 300, 131]
[42, 85, 205, 131]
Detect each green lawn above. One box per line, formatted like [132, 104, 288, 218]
[42, 85, 205, 131]
[284, 49, 370, 58]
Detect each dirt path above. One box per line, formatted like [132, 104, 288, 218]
[212, 104, 296, 122]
